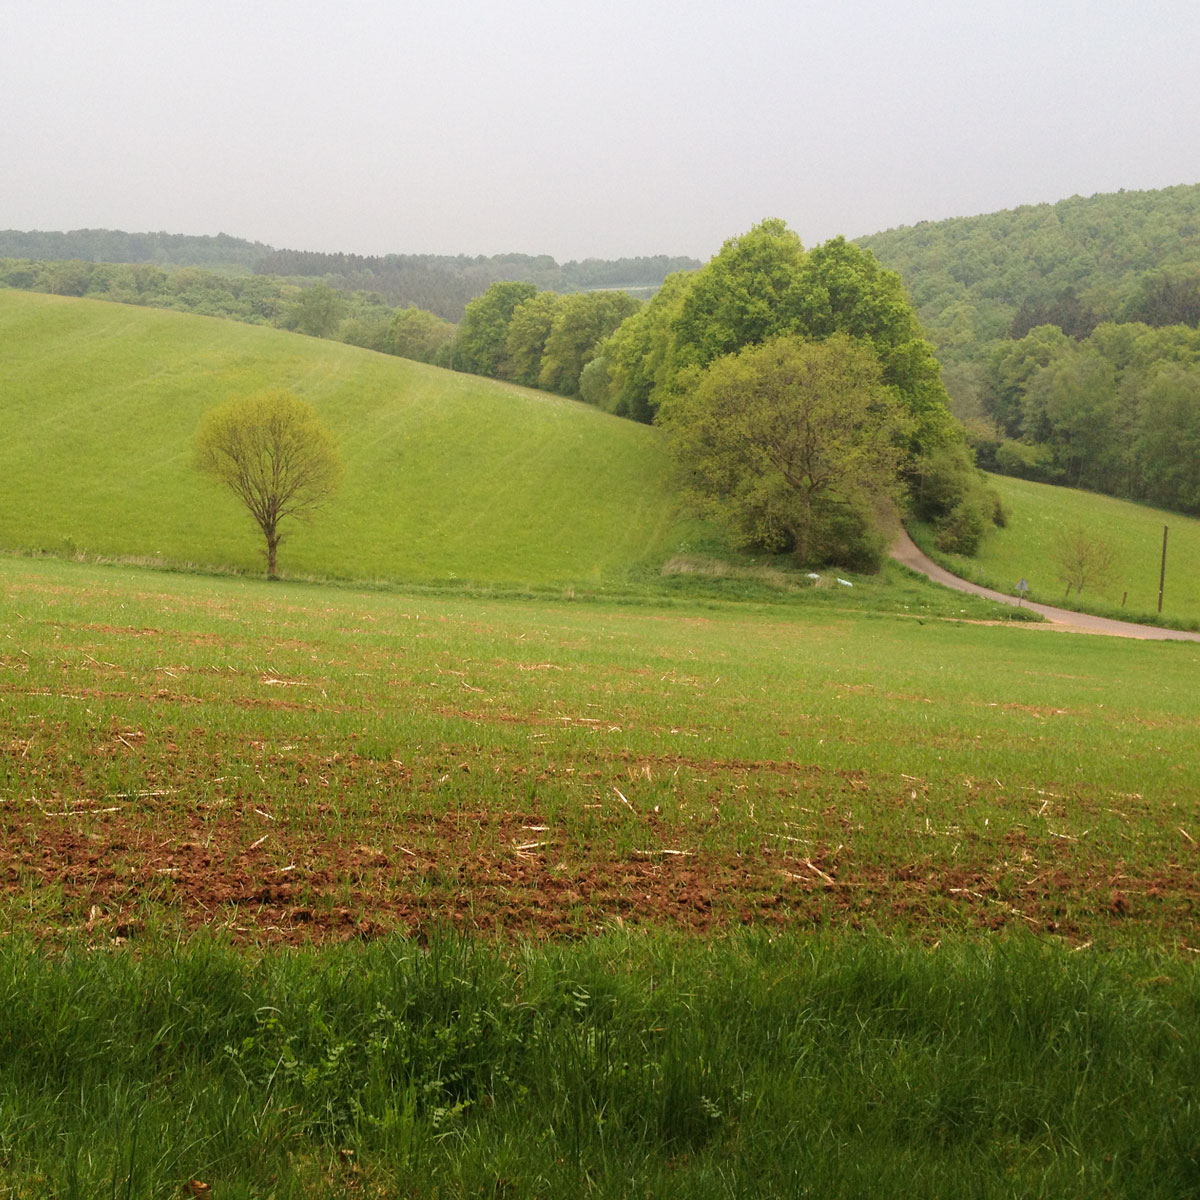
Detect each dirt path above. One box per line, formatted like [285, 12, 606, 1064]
[890, 529, 1200, 642]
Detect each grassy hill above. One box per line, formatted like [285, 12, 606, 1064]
[0, 290, 689, 587]
[916, 472, 1200, 628]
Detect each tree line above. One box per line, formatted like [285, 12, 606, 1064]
[450, 220, 1002, 567]
[252, 249, 701, 320]
[0, 257, 617, 377]
[978, 321, 1200, 513]
[0, 228, 699, 321]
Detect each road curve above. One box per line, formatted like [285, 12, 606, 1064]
[889, 529, 1200, 642]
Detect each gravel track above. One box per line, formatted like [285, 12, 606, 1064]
[890, 529, 1200, 642]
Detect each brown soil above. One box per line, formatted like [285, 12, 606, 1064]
[4, 802, 1195, 947]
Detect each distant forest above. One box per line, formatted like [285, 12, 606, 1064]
[0, 229, 699, 321]
[857, 182, 1200, 513]
[858, 183, 1200, 359]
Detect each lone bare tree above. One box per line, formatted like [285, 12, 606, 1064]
[1053, 522, 1118, 597]
[194, 391, 343, 578]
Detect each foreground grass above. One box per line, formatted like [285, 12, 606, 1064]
[920, 474, 1200, 629]
[2, 931, 1197, 1199]
[3, 556, 1198, 1194]
[0, 290, 684, 586]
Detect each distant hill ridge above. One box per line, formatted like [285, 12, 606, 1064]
[0, 228, 701, 319]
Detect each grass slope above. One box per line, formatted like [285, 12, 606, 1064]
[917, 473, 1200, 627]
[0, 291, 685, 587]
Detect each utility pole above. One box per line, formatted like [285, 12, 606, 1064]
[1158, 525, 1169, 614]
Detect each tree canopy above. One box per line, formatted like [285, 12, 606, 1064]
[659, 335, 907, 569]
[979, 320, 1200, 512]
[536, 291, 640, 397]
[451, 281, 538, 377]
[587, 220, 956, 455]
[194, 391, 343, 578]
[673, 218, 807, 369]
[854, 184, 1200, 513]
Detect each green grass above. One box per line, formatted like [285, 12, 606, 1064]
[0, 290, 686, 587]
[918, 473, 1200, 628]
[6, 290, 1200, 1193]
[3, 553, 1196, 944]
[1, 931, 1196, 1199]
[3, 554, 1199, 1195]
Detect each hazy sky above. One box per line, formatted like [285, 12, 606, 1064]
[3, 0, 1198, 262]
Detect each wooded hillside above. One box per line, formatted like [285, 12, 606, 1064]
[0, 228, 700, 320]
[856, 182, 1200, 368]
[857, 183, 1200, 513]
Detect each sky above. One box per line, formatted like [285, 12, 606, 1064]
[3, 0, 1199, 263]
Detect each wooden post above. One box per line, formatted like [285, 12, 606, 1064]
[1158, 525, 1169, 614]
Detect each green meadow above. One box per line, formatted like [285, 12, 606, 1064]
[0, 291, 682, 587]
[2, 292, 1199, 1195]
[2, 554, 1198, 1196]
[919, 473, 1200, 628]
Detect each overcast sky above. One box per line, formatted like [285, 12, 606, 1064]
[3, 0, 1198, 262]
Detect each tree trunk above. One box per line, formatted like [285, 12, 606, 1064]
[266, 532, 279, 579]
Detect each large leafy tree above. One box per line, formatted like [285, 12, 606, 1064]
[786, 236, 955, 450]
[673, 218, 805, 370]
[450, 281, 537, 376]
[599, 222, 956, 449]
[388, 306, 456, 364]
[983, 324, 1071, 438]
[591, 270, 695, 421]
[537, 291, 640, 397]
[194, 391, 343, 578]
[503, 292, 564, 387]
[282, 283, 345, 338]
[659, 335, 906, 568]
[1133, 362, 1200, 511]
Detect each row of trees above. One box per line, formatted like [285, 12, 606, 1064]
[252, 248, 700, 320]
[0, 228, 699, 321]
[978, 321, 1200, 513]
[0, 257, 457, 363]
[447, 283, 640, 396]
[440, 221, 1002, 568]
[0, 257, 647, 387]
[0, 228, 266, 269]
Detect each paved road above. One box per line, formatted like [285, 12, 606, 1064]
[890, 529, 1200, 642]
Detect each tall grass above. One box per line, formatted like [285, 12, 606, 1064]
[0, 931, 1196, 1198]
